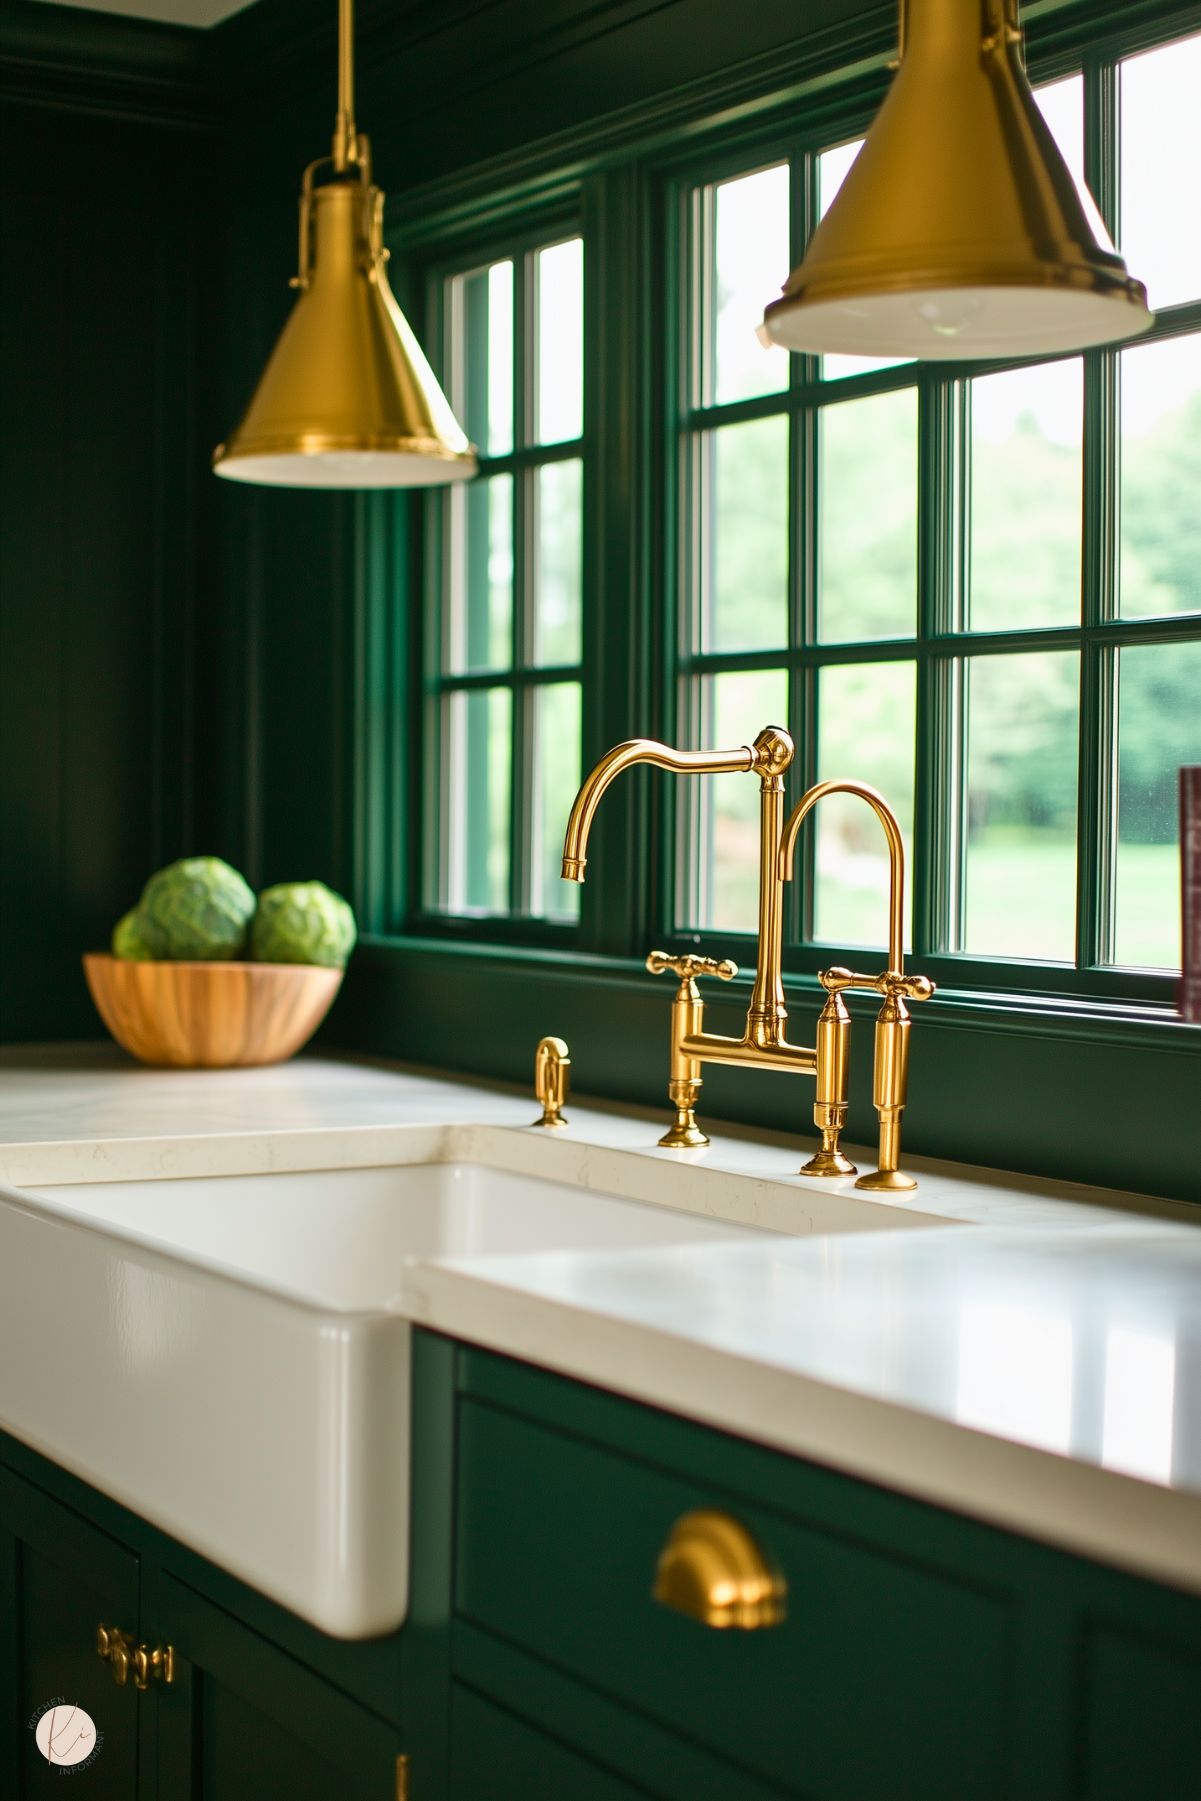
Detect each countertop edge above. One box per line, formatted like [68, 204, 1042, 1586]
[405, 1261, 1201, 1601]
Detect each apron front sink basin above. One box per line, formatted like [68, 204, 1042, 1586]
[0, 1157, 759, 1636]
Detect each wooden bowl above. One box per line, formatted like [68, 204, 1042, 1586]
[83, 953, 343, 1069]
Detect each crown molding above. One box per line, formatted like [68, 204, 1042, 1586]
[0, 0, 211, 125]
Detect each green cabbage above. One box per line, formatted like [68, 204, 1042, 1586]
[111, 908, 158, 961]
[138, 857, 256, 961]
[251, 882, 356, 969]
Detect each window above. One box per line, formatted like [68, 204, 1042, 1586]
[373, 1, 1198, 1196]
[674, 30, 1201, 992]
[426, 231, 585, 925]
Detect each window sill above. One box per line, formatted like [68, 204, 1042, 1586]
[358, 931, 1196, 1052]
[327, 935, 1199, 1205]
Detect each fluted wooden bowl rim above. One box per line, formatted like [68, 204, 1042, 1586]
[83, 952, 343, 1070]
[86, 954, 341, 974]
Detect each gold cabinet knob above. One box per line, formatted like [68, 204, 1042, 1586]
[652, 1509, 786, 1630]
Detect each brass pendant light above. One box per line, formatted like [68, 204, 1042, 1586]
[214, 0, 476, 488]
[761, 0, 1154, 361]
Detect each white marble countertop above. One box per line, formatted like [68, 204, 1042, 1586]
[2, 1045, 1200, 1595]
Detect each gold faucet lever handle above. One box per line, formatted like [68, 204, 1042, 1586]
[821, 966, 934, 1002]
[532, 1036, 570, 1129]
[646, 951, 738, 987]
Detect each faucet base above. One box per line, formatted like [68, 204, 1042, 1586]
[658, 1110, 710, 1150]
[798, 1147, 858, 1178]
[854, 1167, 918, 1193]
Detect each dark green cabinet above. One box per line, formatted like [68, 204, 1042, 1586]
[4, 1332, 1201, 1801]
[452, 1347, 1201, 1801]
[455, 1393, 1008, 1801]
[450, 1687, 650, 1801]
[0, 1457, 405, 1801]
[1078, 1623, 1201, 1801]
[0, 1467, 141, 1801]
[154, 1576, 401, 1801]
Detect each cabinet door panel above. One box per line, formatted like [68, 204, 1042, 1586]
[0, 1463, 140, 1801]
[451, 1686, 655, 1801]
[155, 1574, 402, 1801]
[456, 1396, 1009, 1801]
[1080, 1624, 1201, 1801]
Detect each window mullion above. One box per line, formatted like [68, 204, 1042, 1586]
[790, 147, 819, 949]
[1078, 346, 1119, 969]
[509, 254, 531, 917]
[1077, 56, 1120, 969]
[913, 375, 961, 959]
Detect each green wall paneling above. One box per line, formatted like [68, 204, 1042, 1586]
[0, 39, 216, 1045]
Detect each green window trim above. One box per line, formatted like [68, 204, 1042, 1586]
[349, 0, 1201, 1204]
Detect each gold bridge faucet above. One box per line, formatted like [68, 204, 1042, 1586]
[561, 725, 934, 1192]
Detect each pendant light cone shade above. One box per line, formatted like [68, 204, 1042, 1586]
[214, 0, 475, 489]
[761, 0, 1153, 361]
[214, 182, 476, 488]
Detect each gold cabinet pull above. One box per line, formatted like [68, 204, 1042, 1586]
[652, 1509, 786, 1630]
[97, 1623, 134, 1687]
[532, 1036, 570, 1129]
[97, 1624, 175, 1691]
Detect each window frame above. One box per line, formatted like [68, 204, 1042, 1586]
[659, 91, 1201, 1008]
[352, 0, 1201, 1206]
[414, 207, 589, 949]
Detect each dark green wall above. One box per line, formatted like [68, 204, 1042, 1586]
[0, 5, 215, 1040]
[0, 0, 1196, 1204]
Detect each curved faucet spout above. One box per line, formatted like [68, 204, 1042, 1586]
[778, 779, 906, 973]
[561, 737, 764, 883]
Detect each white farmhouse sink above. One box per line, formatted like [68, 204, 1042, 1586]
[0, 1159, 761, 1637]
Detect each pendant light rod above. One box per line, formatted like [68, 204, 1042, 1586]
[333, 0, 357, 172]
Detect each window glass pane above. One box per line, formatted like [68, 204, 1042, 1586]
[969, 359, 1082, 632]
[533, 460, 583, 666]
[445, 688, 511, 913]
[454, 260, 513, 457]
[1034, 75, 1085, 196]
[531, 683, 582, 921]
[819, 387, 917, 642]
[701, 415, 789, 652]
[964, 652, 1079, 961]
[446, 474, 512, 673]
[690, 668, 788, 932]
[818, 139, 911, 381]
[710, 164, 791, 405]
[1120, 34, 1201, 311]
[1114, 642, 1201, 968]
[1119, 333, 1201, 619]
[536, 238, 584, 444]
[813, 661, 915, 949]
